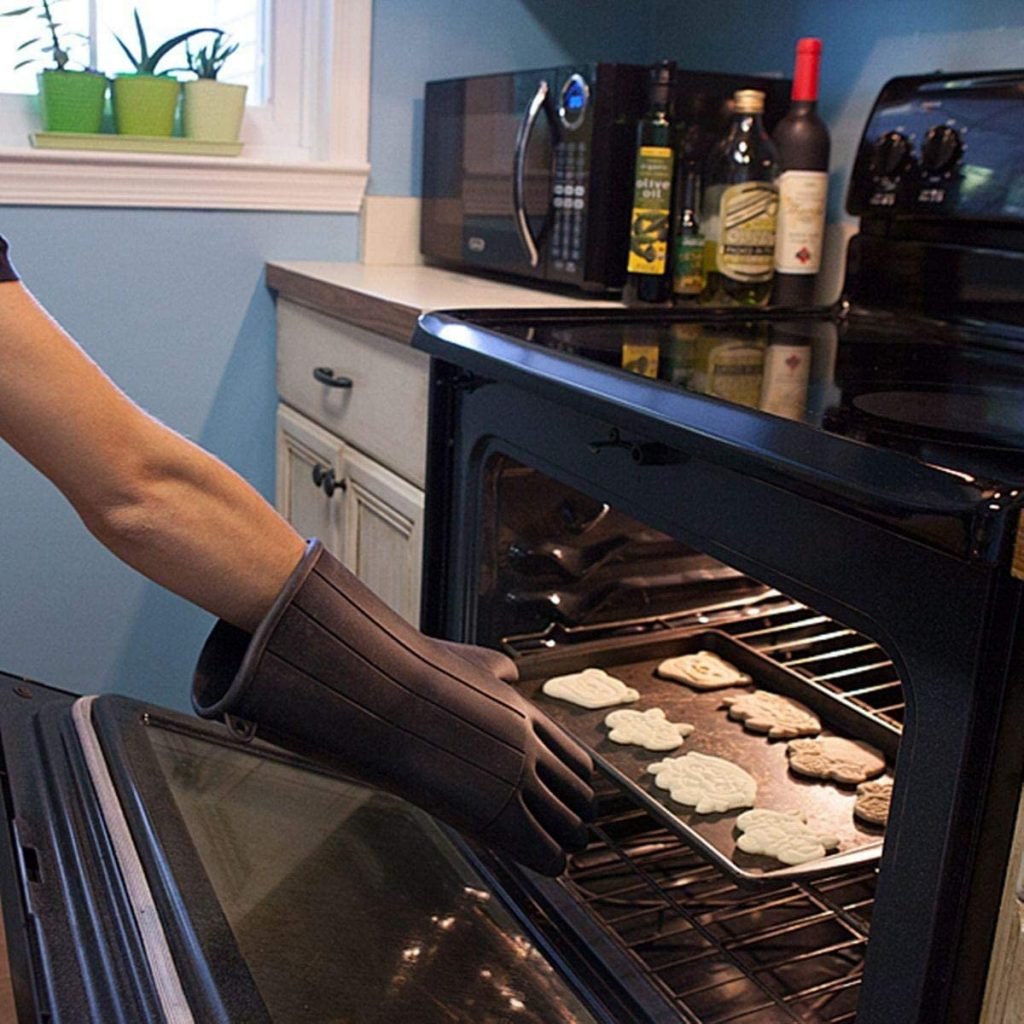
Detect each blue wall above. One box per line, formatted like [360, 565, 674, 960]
[3, 0, 1023, 712]
[0, 211, 357, 709]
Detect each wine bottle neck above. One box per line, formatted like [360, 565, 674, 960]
[791, 38, 822, 102]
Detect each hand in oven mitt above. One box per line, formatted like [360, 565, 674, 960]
[192, 539, 595, 875]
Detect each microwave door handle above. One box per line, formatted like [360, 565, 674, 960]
[513, 79, 549, 268]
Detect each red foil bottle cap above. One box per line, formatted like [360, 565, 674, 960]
[792, 37, 822, 102]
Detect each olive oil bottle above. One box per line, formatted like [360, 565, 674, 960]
[624, 61, 675, 305]
[701, 89, 780, 306]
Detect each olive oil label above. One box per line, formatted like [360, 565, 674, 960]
[627, 146, 674, 275]
[774, 170, 828, 274]
[672, 235, 705, 296]
[622, 342, 660, 378]
[693, 341, 765, 408]
[718, 182, 779, 282]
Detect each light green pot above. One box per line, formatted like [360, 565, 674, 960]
[37, 70, 108, 133]
[112, 74, 181, 136]
[183, 80, 247, 143]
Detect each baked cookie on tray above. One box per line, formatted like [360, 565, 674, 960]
[656, 650, 752, 690]
[722, 690, 821, 739]
[853, 778, 894, 825]
[646, 751, 757, 813]
[786, 736, 887, 785]
[735, 808, 841, 865]
[604, 707, 695, 751]
[541, 667, 640, 709]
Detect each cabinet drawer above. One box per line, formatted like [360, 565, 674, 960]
[277, 299, 429, 487]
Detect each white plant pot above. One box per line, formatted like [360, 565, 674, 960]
[183, 79, 247, 143]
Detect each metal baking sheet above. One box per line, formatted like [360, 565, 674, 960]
[515, 628, 900, 886]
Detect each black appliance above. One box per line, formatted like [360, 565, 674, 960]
[420, 63, 790, 293]
[411, 69, 1024, 1024]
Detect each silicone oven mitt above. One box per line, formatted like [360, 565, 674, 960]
[193, 540, 595, 875]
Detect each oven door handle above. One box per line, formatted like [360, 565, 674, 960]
[513, 78, 550, 268]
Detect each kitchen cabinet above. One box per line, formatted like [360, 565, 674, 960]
[275, 298, 429, 623]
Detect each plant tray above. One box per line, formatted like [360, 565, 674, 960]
[30, 132, 243, 157]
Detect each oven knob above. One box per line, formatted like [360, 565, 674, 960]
[920, 125, 963, 176]
[869, 131, 913, 180]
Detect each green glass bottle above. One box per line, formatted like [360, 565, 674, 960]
[624, 61, 675, 306]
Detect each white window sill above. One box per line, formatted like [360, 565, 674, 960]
[0, 145, 370, 212]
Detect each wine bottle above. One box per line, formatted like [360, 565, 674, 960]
[624, 61, 675, 305]
[771, 38, 831, 307]
[701, 90, 779, 306]
[671, 162, 705, 303]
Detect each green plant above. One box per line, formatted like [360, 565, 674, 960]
[186, 33, 238, 81]
[113, 8, 218, 75]
[1, 0, 89, 71]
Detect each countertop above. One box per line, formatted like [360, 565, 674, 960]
[266, 261, 621, 343]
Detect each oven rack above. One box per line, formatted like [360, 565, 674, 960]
[557, 593, 905, 1023]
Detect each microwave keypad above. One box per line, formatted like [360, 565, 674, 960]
[551, 140, 587, 273]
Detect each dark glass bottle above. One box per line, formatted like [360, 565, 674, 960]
[671, 162, 705, 302]
[624, 61, 674, 305]
[771, 38, 831, 307]
[701, 89, 779, 306]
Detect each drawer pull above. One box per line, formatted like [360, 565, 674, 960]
[313, 366, 354, 389]
[312, 463, 344, 497]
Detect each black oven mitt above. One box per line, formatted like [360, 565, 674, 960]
[192, 539, 595, 875]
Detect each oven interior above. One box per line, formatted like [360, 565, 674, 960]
[478, 453, 903, 1024]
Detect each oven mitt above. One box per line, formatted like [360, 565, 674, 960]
[192, 539, 595, 875]
[435, 639, 518, 683]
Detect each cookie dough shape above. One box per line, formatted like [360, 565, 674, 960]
[853, 779, 893, 826]
[604, 707, 695, 752]
[735, 808, 841, 865]
[722, 690, 821, 739]
[786, 736, 887, 785]
[541, 668, 640, 709]
[647, 751, 757, 813]
[656, 650, 752, 690]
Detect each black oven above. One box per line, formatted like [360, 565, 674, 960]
[411, 69, 1024, 1024]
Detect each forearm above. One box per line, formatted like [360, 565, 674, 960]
[0, 280, 304, 631]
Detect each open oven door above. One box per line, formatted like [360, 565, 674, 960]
[0, 671, 643, 1024]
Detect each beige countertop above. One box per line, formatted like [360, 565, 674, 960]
[266, 261, 621, 343]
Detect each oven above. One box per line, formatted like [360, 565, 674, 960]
[410, 69, 1024, 1024]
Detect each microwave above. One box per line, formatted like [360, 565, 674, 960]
[420, 63, 791, 293]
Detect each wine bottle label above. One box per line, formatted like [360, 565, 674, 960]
[759, 343, 811, 419]
[774, 170, 828, 274]
[627, 146, 674, 275]
[672, 234, 705, 296]
[718, 182, 778, 283]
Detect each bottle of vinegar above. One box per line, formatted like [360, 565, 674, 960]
[701, 89, 779, 306]
[771, 38, 830, 307]
[671, 163, 705, 303]
[624, 61, 675, 305]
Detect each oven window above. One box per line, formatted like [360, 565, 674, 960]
[147, 726, 599, 1024]
[477, 454, 904, 1022]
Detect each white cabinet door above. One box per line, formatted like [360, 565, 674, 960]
[275, 405, 347, 561]
[342, 446, 425, 625]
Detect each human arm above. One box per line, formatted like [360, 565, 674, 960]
[0, 252, 304, 632]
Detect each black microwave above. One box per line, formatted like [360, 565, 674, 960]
[420, 63, 791, 293]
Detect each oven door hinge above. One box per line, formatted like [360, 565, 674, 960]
[442, 369, 491, 393]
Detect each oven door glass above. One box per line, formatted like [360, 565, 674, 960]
[90, 697, 599, 1024]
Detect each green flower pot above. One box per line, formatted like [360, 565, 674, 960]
[37, 70, 108, 133]
[183, 80, 247, 143]
[112, 74, 182, 136]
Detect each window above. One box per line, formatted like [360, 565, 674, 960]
[0, 0, 372, 212]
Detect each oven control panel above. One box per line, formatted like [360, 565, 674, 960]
[846, 69, 1024, 224]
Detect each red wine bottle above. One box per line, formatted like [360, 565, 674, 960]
[771, 38, 830, 307]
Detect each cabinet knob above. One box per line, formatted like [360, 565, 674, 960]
[312, 462, 344, 497]
[313, 366, 354, 389]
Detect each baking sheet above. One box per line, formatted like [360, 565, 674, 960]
[516, 628, 900, 886]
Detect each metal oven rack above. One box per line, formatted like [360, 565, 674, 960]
[551, 591, 904, 1024]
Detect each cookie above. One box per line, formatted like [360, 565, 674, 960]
[646, 751, 757, 813]
[656, 650, 752, 690]
[604, 707, 695, 752]
[786, 736, 887, 785]
[853, 779, 893, 825]
[722, 690, 821, 739]
[735, 808, 840, 865]
[541, 667, 640, 709]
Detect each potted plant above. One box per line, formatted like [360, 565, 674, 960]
[182, 33, 246, 144]
[1, 0, 107, 133]
[110, 8, 218, 137]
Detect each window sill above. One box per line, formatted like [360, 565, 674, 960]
[0, 145, 370, 213]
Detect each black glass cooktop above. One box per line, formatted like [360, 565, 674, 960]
[440, 306, 1024, 486]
